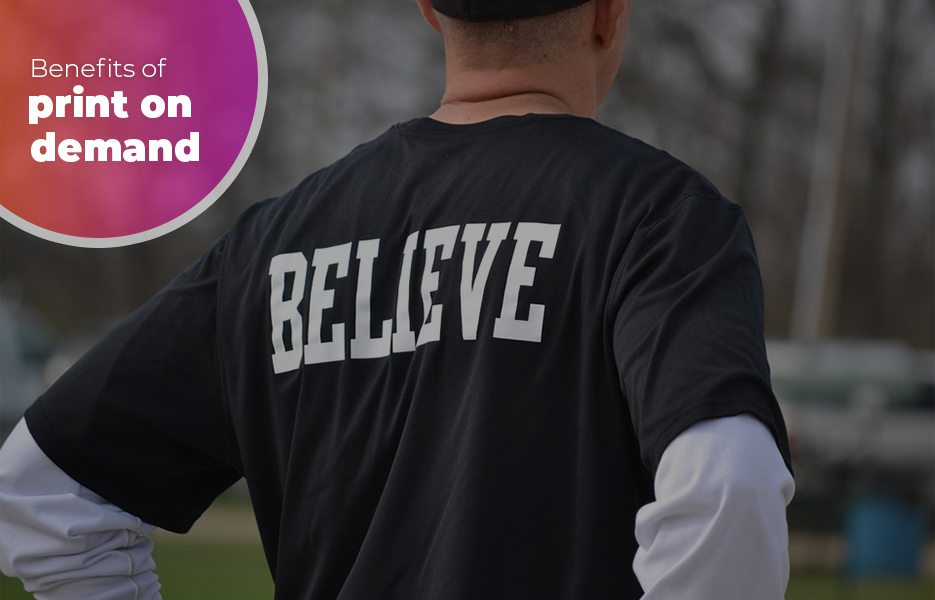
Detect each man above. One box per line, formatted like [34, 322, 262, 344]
[0, 0, 794, 598]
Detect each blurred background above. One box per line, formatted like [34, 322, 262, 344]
[1, 0, 933, 597]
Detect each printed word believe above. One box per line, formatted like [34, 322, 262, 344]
[269, 222, 561, 374]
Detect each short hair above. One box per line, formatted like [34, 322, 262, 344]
[436, 2, 592, 67]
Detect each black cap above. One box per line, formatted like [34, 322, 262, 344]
[430, 0, 591, 22]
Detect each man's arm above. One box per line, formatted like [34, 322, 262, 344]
[0, 419, 162, 600]
[634, 414, 795, 600]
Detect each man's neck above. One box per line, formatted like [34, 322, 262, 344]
[430, 93, 578, 124]
[430, 62, 599, 124]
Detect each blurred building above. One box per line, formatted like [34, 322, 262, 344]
[0, 297, 56, 443]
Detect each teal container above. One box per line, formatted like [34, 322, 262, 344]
[846, 495, 926, 577]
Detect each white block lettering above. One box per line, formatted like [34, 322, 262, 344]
[460, 222, 510, 341]
[351, 239, 393, 359]
[269, 252, 308, 374]
[417, 225, 460, 346]
[493, 223, 561, 343]
[268, 221, 563, 374]
[392, 231, 419, 353]
[305, 243, 351, 364]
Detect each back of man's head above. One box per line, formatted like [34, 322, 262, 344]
[418, 0, 631, 119]
[431, 0, 594, 68]
[429, 0, 591, 22]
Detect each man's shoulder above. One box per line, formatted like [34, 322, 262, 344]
[573, 119, 722, 197]
[499, 116, 728, 220]
[217, 115, 728, 266]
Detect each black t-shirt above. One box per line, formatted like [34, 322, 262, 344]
[26, 114, 791, 599]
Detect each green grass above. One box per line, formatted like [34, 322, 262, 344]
[149, 539, 274, 600]
[2, 544, 932, 599]
[0, 539, 274, 600]
[786, 571, 934, 600]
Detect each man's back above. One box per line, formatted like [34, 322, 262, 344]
[26, 114, 787, 598]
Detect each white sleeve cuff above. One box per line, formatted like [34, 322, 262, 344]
[0, 418, 162, 600]
[634, 414, 795, 600]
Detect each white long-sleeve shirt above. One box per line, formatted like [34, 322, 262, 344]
[634, 414, 795, 599]
[0, 414, 793, 599]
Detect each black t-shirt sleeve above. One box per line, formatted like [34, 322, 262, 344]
[609, 192, 791, 475]
[25, 235, 242, 533]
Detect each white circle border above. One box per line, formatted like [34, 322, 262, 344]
[0, 0, 269, 248]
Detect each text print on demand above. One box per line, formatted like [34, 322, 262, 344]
[28, 59, 199, 163]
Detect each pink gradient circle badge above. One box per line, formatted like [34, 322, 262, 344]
[0, 0, 267, 247]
